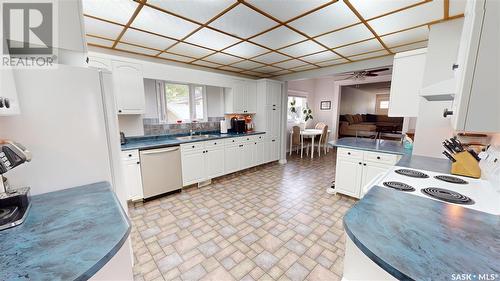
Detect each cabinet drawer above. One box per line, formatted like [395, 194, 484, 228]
[181, 142, 205, 152]
[121, 149, 139, 160]
[364, 151, 399, 165]
[241, 135, 255, 142]
[205, 139, 223, 147]
[337, 148, 363, 160]
[224, 137, 241, 145]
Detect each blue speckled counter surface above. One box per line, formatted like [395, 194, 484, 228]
[397, 154, 452, 174]
[344, 186, 500, 280]
[329, 137, 410, 155]
[121, 131, 266, 151]
[0, 182, 130, 281]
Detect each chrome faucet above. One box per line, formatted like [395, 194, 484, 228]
[190, 129, 194, 136]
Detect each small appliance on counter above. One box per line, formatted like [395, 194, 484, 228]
[0, 141, 32, 231]
[120, 131, 127, 145]
[230, 117, 246, 134]
[220, 120, 228, 134]
[245, 115, 254, 132]
[442, 136, 481, 178]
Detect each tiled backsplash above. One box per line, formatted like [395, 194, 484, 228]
[143, 117, 224, 136]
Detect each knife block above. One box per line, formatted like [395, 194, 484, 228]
[451, 151, 481, 178]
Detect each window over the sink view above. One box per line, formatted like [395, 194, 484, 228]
[155, 81, 206, 123]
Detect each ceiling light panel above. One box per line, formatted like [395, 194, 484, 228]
[449, 0, 466, 16]
[168, 43, 214, 58]
[219, 66, 244, 72]
[301, 50, 340, 63]
[82, 0, 138, 25]
[349, 0, 422, 20]
[252, 65, 282, 73]
[245, 0, 331, 21]
[121, 29, 177, 50]
[132, 6, 200, 39]
[209, 5, 277, 38]
[185, 28, 240, 50]
[335, 38, 383, 57]
[115, 43, 159, 56]
[288, 1, 359, 36]
[159, 52, 195, 62]
[224, 42, 268, 58]
[290, 65, 317, 72]
[147, 0, 234, 23]
[273, 59, 308, 69]
[231, 60, 266, 70]
[252, 52, 290, 64]
[316, 24, 373, 48]
[192, 60, 223, 68]
[279, 40, 326, 57]
[251, 26, 306, 49]
[316, 58, 348, 67]
[86, 35, 114, 47]
[349, 50, 389, 61]
[390, 40, 428, 53]
[381, 26, 428, 47]
[84, 17, 124, 39]
[271, 69, 293, 76]
[369, 1, 443, 35]
[203, 52, 243, 65]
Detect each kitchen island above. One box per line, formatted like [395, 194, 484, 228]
[343, 185, 500, 280]
[0, 182, 131, 281]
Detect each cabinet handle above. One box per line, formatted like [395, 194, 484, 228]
[232, 140, 235, 142]
[247, 138, 249, 140]
[443, 108, 454, 118]
[128, 154, 132, 157]
[377, 156, 381, 160]
[452, 64, 459, 70]
[136, 161, 140, 164]
[358, 162, 362, 165]
[363, 163, 367, 166]
[239, 145, 243, 147]
[347, 152, 351, 155]
[273, 109, 276, 111]
[254, 142, 257, 144]
[214, 142, 217, 145]
[192, 145, 195, 148]
[118, 110, 122, 113]
[272, 140, 275, 142]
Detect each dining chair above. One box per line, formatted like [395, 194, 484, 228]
[317, 125, 329, 157]
[315, 122, 326, 130]
[290, 126, 301, 156]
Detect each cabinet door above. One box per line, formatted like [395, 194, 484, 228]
[270, 139, 280, 161]
[240, 143, 254, 169]
[181, 151, 205, 185]
[255, 141, 264, 166]
[112, 61, 145, 114]
[232, 81, 246, 113]
[335, 158, 363, 198]
[361, 162, 390, 194]
[266, 81, 282, 107]
[224, 145, 240, 174]
[245, 81, 257, 113]
[206, 147, 225, 179]
[87, 56, 112, 71]
[123, 160, 143, 200]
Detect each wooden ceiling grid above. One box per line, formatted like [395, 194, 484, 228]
[83, 0, 464, 78]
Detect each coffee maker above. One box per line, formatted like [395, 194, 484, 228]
[230, 117, 246, 134]
[0, 141, 32, 231]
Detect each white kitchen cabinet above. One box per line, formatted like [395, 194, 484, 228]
[256, 79, 283, 159]
[181, 149, 206, 186]
[112, 60, 145, 115]
[87, 56, 112, 71]
[121, 150, 143, 201]
[335, 148, 401, 199]
[240, 142, 255, 170]
[254, 141, 265, 166]
[264, 138, 280, 163]
[224, 80, 257, 114]
[206, 146, 225, 179]
[388, 48, 427, 117]
[224, 144, 241, 174]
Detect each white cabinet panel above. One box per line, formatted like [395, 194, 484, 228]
[224, 144, 240, 174]
[206, 147, 225, 178]
[335, 158, 363, 198]
[121, 154, 143, 201]
[388, 48, 426, 117]
[87, 56, 112, 71]
[225, 80, 257, 114]
[246, 81, 257, 113]
[361, 162, 390, 191]
[112, 61, 145, 114]
[240, 143, 254, 169]
[181, 151, 205, 185]
[255, 141, 265, 166]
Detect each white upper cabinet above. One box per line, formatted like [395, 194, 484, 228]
[452, 0, 499, 132]
[388, 48, 427, 117]
[87, 56, 112, 71]
[112, 60, 146, 115]
[224, 80, 257, 114]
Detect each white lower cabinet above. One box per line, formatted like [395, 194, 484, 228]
[121, 150, 144, 201]
[224, 144, 241, 174]
[335, 148, 401, 199]
[181, 149, 206, 185]
[206, 146, 225, 178]
[264, 138, 280, 163]
[240, 142, 254, 170]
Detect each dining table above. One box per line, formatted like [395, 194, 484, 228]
[290, 128, 330, 159]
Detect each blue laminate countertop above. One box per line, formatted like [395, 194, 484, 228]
[0, 182, 131, 281]
[329, 137, 410, 155]
[397, 154, 452, 174]
[344, 186, 500, 280]
[121, 131, 266, 151]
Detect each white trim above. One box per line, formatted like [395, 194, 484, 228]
[288, 89, 309, 97]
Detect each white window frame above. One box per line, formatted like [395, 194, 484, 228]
[155, 80, 207, 124]
[287, 91, 308, 123]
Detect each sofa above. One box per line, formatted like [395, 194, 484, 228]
[339, 114, 403, 137]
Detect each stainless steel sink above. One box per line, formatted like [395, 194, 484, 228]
[176, 135, 213, 141]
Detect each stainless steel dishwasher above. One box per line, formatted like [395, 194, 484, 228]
[140, 146, 182, 199]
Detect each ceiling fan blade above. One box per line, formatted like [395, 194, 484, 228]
[365, 73, 378, 76]
[368, 68, 390, 73]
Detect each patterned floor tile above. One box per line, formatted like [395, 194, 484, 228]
[129, 151, 356, 280]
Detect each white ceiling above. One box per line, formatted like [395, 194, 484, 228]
[82, 0, 466, 78]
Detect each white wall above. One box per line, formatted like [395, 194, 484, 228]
[144, 79, 158, 119]
[313, 77, 340, 139]
[339, 87, 379, 115]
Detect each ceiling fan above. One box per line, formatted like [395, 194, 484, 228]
[338, 68, 390, 80]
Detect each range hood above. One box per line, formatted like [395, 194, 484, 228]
[420, 78, 456, 101]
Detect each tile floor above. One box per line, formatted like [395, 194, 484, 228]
[129, 150, 356, 281]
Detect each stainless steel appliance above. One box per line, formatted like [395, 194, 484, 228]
[139, 146, 182, 199]
[0, 141, 32, 230]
